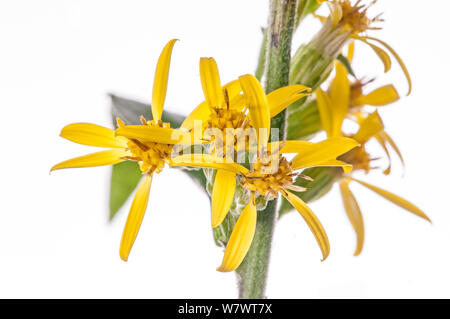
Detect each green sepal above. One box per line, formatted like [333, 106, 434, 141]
[337, 54, 356, 77]
[279, 167, 342, 217]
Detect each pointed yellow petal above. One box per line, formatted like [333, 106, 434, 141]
[347, 40, 355, 63]
[277, 140, 314, 153]
[351, 177, 430, 222]
[329, 62, 350, 138]
[339, 179, 364, 256]
[353, 111, 384, 144]
[374, 133, 393, 175]
[291, 137, 359, 170]
[217, 195, 257, 272]
[315, 88, 333, 137]
[364, 36, 412, 96]
[115, 125, 188, 145]
[200, 57, 223, 108]
[51, 149, 129, 171]
[282, 190, 330, 260]
[120, 174, 152, 261]
[239, 74, 270, 150]
[152, 39, 178, 121]
[353, 85, 399, 106]
[170, 154, 249, 175]
[267, 85, 310, 117]
[313, 159, 353, 173]
[60, 123, 127, 148]
[380, 130, 405, 168]
[212, 170, 237, 228]
[180, 80, 242, 131]
[361, 38, 392, 73]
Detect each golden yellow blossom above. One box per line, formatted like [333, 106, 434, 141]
[171, 74, 359, 271]
[52, 39, 190, 261]
[316, 62, 430, 256]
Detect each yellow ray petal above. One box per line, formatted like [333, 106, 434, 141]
[200, 57, 224, 108]
[291, 137, 359, 170]
[339, 179, 364, 256]
[60, 123, 127, 148]
[329, 62, 350, 138]
[239, 74, 270, 151]
[152, 39, 178, 121]
[359, 37, 392, 73]
[312, 159, 353, 173]
[217, 195, 257, 272]
[120, 174, 153, 261]
[351, 177, 430, 222]
[374, 133, 393, 175]
[267, 85, 310, 117]
[353, 111, 384, 144]
[115, 125, 188, 145]
[180, 80, 242, 131]
[315, 88, 333, 137]
[364, 36, 412, 96]
[212, 170, 237, 228]
[380, 130, 405, 168]
[347, 40, 355, 63]
[276, 140, 314, 153]
[170, 154, 249, 175]
[353, 84, 399, 106]
[281, 190, 330, 260]
[51, 149, 129, 171]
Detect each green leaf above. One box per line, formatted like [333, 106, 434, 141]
[337, 54, 356, 77]
[110, 94, 185, 127]
[109, 161, 142, 220]
[108, 94, 209, 220]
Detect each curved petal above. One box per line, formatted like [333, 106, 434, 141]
[291, 137, 359, 170]
[281, 189, 330, 260]
[239, 74, 270, 151]
[353, 85, 399, 107]
[351, 177, 430, 222]
[60, 123, 127, 148]
[152, 39, 178, 121]
[181, 80, 242, 131]
[329, 62, 350, 138]
[339, 179, 364, 256]
[120, 174, 153, 261]
[315, 88, 333, 137]
[267, 85, 310, 117]
[217, 195, 257, 272]
[309, 159, 353, 173]
[115, 125, 188, 145]
[51, 149, 129, 171]
[353, 111, 384, 144]
[364, 36, 412, 96]
[200, 57, 223, 108]
[170, 154, 249, 175]
[212, 170, 237, 227]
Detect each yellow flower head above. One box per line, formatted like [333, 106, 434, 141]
[316, 0, 411, 95]
[171, 74, 360, 272]
[316, 61, 430, 256]
[52, 39, 189, 262]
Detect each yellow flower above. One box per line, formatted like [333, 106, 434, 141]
[316, 62, 430, 256]
[181, 57, 310, 146]
[316, 0, 411, 95]
[52, 39, 190, 261]
[171, 74, 359, 271]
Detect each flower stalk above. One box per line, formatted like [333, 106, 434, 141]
[236, 0, 299, 299]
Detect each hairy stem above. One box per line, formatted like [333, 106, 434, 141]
[236, 0, 299, 299]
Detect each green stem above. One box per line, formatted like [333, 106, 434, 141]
[236, 0, 298, 299]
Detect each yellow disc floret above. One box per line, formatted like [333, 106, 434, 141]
[121, 117, 173, 174]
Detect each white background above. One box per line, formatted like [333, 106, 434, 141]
[0, 0, 448, 298]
